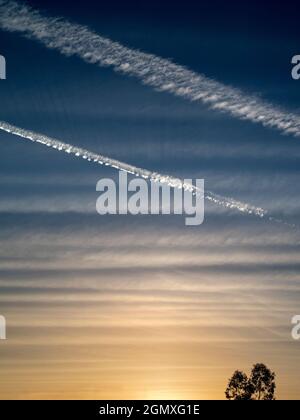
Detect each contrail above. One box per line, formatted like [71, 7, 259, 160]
[0, 0, 300, 137]
[0, 120, 267, 218]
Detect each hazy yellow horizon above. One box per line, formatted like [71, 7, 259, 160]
[1, 219, 300, 400]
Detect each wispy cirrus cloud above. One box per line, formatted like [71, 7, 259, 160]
[0, 0, 300, 137]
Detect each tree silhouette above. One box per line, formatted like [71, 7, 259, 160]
[249, 363, 276, 400]
[225, 364, 276, 400]
[225, 370, 252, 400]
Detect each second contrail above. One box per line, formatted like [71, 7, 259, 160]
[0, 120, 269, 219]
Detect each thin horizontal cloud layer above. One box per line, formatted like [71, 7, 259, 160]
[0, 200, 299, 399]
[0, 0, 300, 138]
[0, 219, 299, 399]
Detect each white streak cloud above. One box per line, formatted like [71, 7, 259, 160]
[0, 0, 300, 137]
[0, 120, 267, 218]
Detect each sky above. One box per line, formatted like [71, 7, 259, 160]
[0, 0, 300, 400]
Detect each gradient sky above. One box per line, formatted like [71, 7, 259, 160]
[0, 0, 300, 400]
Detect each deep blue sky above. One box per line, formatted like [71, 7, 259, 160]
[1, 0, 300, 399]
[1, 0, 300, 216]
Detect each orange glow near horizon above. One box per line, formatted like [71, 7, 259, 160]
[1, 225, 300, 400]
